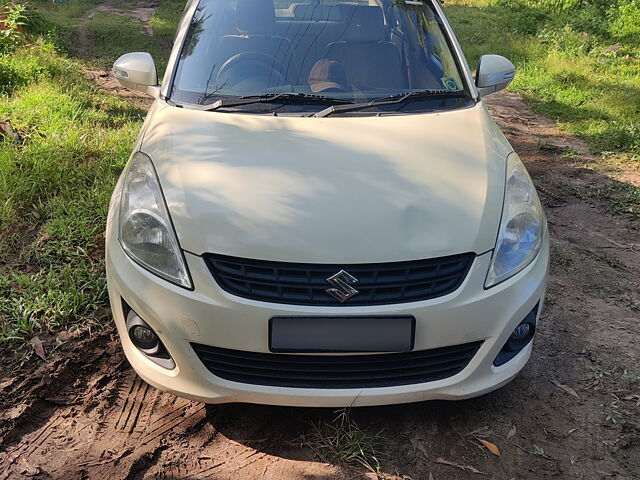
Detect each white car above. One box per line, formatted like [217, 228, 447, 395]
[107, 0, 549, 407]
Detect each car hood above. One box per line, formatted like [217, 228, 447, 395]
[140, 102, 511, 263]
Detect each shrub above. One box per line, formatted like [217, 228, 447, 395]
[608, 0, 640, 41]
[0, 0, 27, 54]
[0, 43, 65, 95]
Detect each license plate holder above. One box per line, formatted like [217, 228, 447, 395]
[269, 316, 415, 353]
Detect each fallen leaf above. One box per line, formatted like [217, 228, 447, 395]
[0, 120, 21, 143]
[30, 337, 46, 362]
[428, 473, 434, 480]
[550, 379, 580, 399]
[435, 457, 486, 475]
[57, 330, 74, 342]
[533, 444, 545, 456]
[506, 425, 517, 440]
[568, 428, 579, 434]
[410, 437, 429, 461]
[479, 439, 501, 456]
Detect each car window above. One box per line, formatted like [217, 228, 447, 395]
[170, 0, 468, 110]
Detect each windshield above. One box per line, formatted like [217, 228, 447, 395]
[170, 0, 470, 113]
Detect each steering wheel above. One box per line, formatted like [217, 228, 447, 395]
[215, 52, 287, 91]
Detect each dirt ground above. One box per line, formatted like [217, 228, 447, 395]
[2, 3, 640, 477]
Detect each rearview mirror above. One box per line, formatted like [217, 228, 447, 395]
[112, 52, 159, 97]
[475, 54, 515, 98]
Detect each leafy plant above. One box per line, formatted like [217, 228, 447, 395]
[537, 25, 599, 55]
[0, 0, 27, 54]
[608, 0, 640, 41]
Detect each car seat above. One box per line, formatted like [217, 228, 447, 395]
[324, 6, 406, 91]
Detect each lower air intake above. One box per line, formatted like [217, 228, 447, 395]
[191, 342, 482, 389]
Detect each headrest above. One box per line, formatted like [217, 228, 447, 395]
[308, 60, 348, 93]
[343, 6, 385, 42]
[294, 4, 341, 21]
[235, 0, 276, 33]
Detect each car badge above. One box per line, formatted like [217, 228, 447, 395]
[325, 270, 359, 302]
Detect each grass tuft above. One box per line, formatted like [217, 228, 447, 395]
[299, 409, 386, 473]
[588, 180, 640, 220]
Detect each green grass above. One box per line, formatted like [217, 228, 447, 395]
[446, 0, 640, 158]
[30, 0, 182, 74]
[445, 0, 640, 219]
[0, 44, 143, 350]
[83, 11, 170, 71]
[0, 1, 185, 352]
[148, 0, 185, 43]
[29, 0, 101, 54]
[589, 180, 640, 219]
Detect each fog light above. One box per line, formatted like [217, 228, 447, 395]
[494, 302, 539, 367]
[123, 303, 175, 370]
[130, 325, 159, 351]
[511, 323, 531, 340]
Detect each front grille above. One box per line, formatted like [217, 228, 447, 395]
[191, 342, 482, 389]
[203, 253, 475, 306]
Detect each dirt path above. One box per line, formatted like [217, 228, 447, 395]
[77, 1, 158, 56]
[78, 1, 161, 108]
[1, 92, 639, 479]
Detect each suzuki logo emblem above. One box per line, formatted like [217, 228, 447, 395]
[325, 270, 359, 303]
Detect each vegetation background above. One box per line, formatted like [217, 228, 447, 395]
[0, 0, 638, 355]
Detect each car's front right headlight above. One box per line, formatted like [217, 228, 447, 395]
[485, 152, 545, 288]
[118, 152, 192, 289]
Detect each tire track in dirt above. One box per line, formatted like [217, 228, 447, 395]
[0, 328, 210, 479]
[115, 376, 153, 434]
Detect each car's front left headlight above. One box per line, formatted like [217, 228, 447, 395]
[119, 152, 192, 289]
[485, 152, 545, 288]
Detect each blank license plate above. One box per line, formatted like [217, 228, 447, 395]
[269, 316, 415, 353]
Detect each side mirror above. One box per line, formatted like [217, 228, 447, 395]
[112, 52, 159, 97]
[475, 54, 515, 97]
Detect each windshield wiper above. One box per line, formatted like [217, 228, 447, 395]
[200, 93, 354, 112]
[312, 89, 468, 118]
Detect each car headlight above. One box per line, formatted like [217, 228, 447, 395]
[119, 152, 192, 289]
[485, 152, 545, 288]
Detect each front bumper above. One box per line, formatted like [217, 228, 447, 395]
[106, 233, 549, 407]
